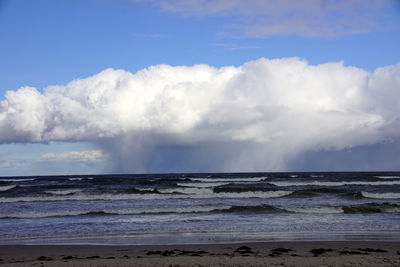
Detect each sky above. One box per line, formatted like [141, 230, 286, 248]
[0, 0, 400, 176]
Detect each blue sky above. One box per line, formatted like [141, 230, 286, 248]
[1, 0, 400, 176]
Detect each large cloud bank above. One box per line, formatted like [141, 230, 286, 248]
[1, 58, 400, 172]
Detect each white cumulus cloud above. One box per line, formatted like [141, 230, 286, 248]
[1, 57, 400, 172]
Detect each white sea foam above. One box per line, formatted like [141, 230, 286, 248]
[0, 185, 17, 192]
[177, 182, 229, 188]
[189, 177, 267, 182]
[286, 205, 400, 214]
[44, 189, 82, 195]
[270, 181, 400, 186]
[135, 188, 156, 192]
[0, 205, 233, 219]
[385, 207, 400, 213]
[285, 206, 343, 214]
[68, 177, 94, 181]
[375, 176, 400, 179]
[0, 190, 292, 203]
[158, 187, 214, 194]
[68, 177, 95, 181]
[361, 192, 400, 199]
[1, 178, 35, 182]
[213, 191, 292, 199]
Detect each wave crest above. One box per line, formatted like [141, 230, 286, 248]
[0, 190, 293, 203]
[189, 177, 267, 182]
[44, 189, 82, 195]
[270, 181, 400, 186]
[361, 192, 400, 199]
[0, 185, 17, 192]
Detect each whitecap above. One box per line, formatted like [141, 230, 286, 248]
[177, 182, 229, 188]
[270, 181, 400, 186]
[68, 177, 94, 181]
[0, 205, 233, 219]
[135, 188, 157, 192]
[2, 178, 35, 182]
[189, 177, 267, 182]
[375, 176, 400, 179]
[385, 207, 400, 213]
[44, 189, 82, 195]
[158, 187, 214, 194]
[0, 185, 17, 192]
[361, 192, 400, 199]
[68, 177, 85, 181]
[0, 190, 292, 203]
[284, 206, 343, 214]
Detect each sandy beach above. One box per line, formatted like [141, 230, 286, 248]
[0, 241, 399, 266]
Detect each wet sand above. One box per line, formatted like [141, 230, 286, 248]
[0, 241, 399, 266]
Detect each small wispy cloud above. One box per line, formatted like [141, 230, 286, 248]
[0, 160, 13, 169]
[40, 150, 105, 162]
[146, 0, 399, 38]
[0, 150, 106, 175]
[149, 33, 168, 38]
[213, 43, 263, 51]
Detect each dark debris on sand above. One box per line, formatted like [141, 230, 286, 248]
[145, 249, 209, 257]
[37, 256, 53, 261]
[86, 255, 100, 259]
[358, 248, 387, 253]
[310, 248, 333, 256]
[61, 256, 76, 260]
[269, 247, 292, 256]
[340, 250, 369, 255]
[234, 246, 256, 255]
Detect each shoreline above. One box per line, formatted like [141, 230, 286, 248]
[3, 230, 400, 246]
[1, 241, 399, 266]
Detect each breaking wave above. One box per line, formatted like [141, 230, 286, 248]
[285, 206, 343, 213]
[270, 181, 400, 186]
[2, 202, 397, 219]
[286, 203, 400, 214]
[1, 178, 35, 182]
[158, 187, 214, 194]
[189, 177, 267, 182]
[0, 190, 293, 203]
[68, 177, 94, 181]
[375, 176, 400, 179]
[361, 192, 400, 199]
[177, 182, 229, 188]
[0, 185, 17, 192]
[44, 189, 82, 195]
[0, 206, 233, 219]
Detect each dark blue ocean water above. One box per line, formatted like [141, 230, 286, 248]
[0, 172, 399, 245]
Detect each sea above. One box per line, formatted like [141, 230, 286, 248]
[0, 172, 399, 245]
